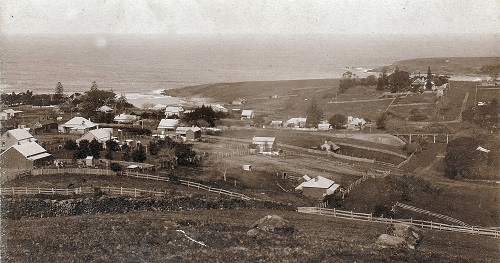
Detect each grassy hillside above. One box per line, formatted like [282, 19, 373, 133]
[3, 209, 499, 262]
[371, 57, 500, 75]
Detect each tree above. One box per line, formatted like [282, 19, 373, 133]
[148, 141, 160, 156]
[376, 112, 388, 129]
[123, 147, 131, 161]
[64, 139, 78, 150]
[78, 82, 119, 120]
[444, 137, 479, 179]
[182, 105, 225, 127]
[305, 99, 323, 128]
[105, 140, 120, 151]
[339, 71, 357, 93]
[105, 149, 113, 160]
[132, 145, 147, 162]
[88, 139, 103, 159]
[328, 114, 347, 129]
[425, 66, 433, 90]
[376, 67, 390, 91]
[388, 69, 411, 92]
[54, 82, 64, 101]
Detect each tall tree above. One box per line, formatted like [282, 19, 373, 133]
[376, 67, 390, 91]
[78, 82, 118, 120]
[54, 82, 64, 100]
[388, 69, 411, 92]
[132, 145, 147, 162]
[328, 114, 347, 129]
[444, 137, 479, 179]
[425, 66, 433, 90]
[305, 98, 323, 128]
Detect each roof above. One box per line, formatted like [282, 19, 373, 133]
[253, 137, 275, 143]
[295, 176, 336, 190]
[85, 129, 112, 141]
[3, 109, 23, 114]
[63, 117, 96, 128]
[4, 141, 51, 160]
[176, 126, 202, 134]
[158, 119, 179, 129]
[165, 106, 184, 112]
[270, 120, 283, 125]
[99, 105, 113, 112]
[114, 113, 137, 121]
[150, 104, 167, 110]
[241, 110, 254, 115]
[6, 128, 34, 141]
[287, 117, 307, 123]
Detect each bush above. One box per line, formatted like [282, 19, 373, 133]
[64, 139, 78, 150]
[110, 162, 123, 172]
[374, 204, 395, 218]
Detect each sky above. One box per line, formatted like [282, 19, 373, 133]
[1, 0, 499, 35]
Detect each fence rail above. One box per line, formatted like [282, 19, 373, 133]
[297, 207, 499, 238]
[395, 202, 470, 227]
[0, 186, 169, 198]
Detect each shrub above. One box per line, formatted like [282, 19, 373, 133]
[110, 162, 123, 172]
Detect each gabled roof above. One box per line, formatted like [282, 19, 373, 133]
[165, 106, 184, 112]
[253, 136, 275, 143]
[158, 119, 179, 129]
[295, 176, 336, 190]
[3, 109, 23, 114]
[5, 141, 51, 161]
[6, 128, 34, 141]
[176, 126, 202, 134]
[241, 110, 254, 115]
[287, 117, 307, 123]
[63, 117, 96, 128]
[114, 113, 137, 121]
[83, 128, 112, 141]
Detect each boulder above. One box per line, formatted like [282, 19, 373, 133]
[376, 234, 406, 247]
[384, 223, 423, 249]
[248, 215, 295, 236]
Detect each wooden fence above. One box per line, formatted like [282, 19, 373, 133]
[342, 170, 389, 199]
[31, 168, 114, 176]
[0, 186, 169, 198]
[394, 202, 470, 227]
[297, 207, 500, 238]
[122, 171, 252, 200]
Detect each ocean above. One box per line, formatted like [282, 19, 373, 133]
[1, 34, 499, 107]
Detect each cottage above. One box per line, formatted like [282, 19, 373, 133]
[321, 140, 340, 152]
[243, 164, 252, 171]
[1, 128, 37, 150]
[175, 126, 202, 141]
[59, 117, 98, 134]
[295, 175, 340, 199]
[77, 128, 113, 146]
[318, 123, 331, 131]
[286, 117, 307, 128]
[252, 136, 276, 153]
[165, 106, 184, 118]
[0, 109, 23, 120]
[347, 116, 366, 130]
[210, 104, 228, 113]
[270, 120, 283, 127]
[157, 119, 179, 132]
[0, 141, 52, 170]
[241, 110, 254, 119]
[28, 118, 58, 134]
[113, 113, 138, 124]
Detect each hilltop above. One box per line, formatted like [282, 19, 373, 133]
[370, 57, 500, 75]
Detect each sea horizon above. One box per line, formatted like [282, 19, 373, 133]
[1, 33, 499, 104]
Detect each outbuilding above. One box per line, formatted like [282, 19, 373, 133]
[295, 176, 340, 199]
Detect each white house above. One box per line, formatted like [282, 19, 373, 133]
[77, 128, 113, 146]
[0, 109, 23, 120]
[157, 119, 179, 132]
[165, 106, 184, 118]
[1, 128, 37, 150]
[252, 136, 276, 153]
[286, 117, 307, 128]
[59, 117, 98, 134]
[241, 110, 254, 119]
[295, 175, 340, 199]
[114, 113, 138, 124]
[318, 122, 331, 131]
[175, 126, 202, 141]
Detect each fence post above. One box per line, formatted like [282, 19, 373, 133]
[351, 211, 353, 219]
[38, 187, 41, 194]
[134, 188, 137, 198]
[121, 187, 123, 195]
[333, 208, 336, 217]
[52, 188, 55, 195]
[26, 187, 28, 195]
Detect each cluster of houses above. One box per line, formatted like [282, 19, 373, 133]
[266, 116, 366, 130]
[0, 128, 52, 171]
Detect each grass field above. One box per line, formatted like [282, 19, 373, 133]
[3, 208, 499, 262]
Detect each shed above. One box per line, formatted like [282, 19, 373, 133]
[241, 110, 254, 119]
[252, 136, 276, 153]
[295, 176, 340, 199]
[0, 141, 52, 170]
[243, 164, 252, 171]
[85, 156, 94, 167]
